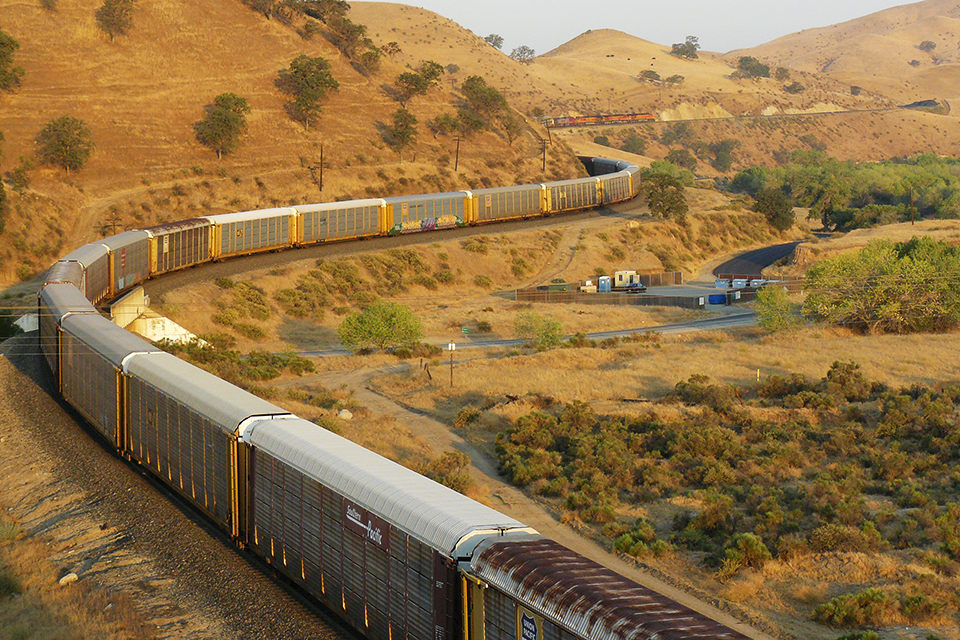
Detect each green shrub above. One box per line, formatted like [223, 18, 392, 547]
[474, 274, 493, 288]
[233, 322, 265, 340]
[813, 588, 892, 628]
[455, 406, 481, 428]
[0, 569, 21, 597]
[461, 238, 488, 253]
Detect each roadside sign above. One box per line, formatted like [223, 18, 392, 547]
[462, 327, 469, 334]
[448, 342, 456, 351]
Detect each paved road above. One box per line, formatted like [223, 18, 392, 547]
[298, 310, 756, 356]
[713, 242, 801, 278]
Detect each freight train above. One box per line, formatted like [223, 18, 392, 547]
[37, 158, 749, 640]
[542, 113, 656, 128]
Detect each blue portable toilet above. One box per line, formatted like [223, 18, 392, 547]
[598, 276, 611, 293]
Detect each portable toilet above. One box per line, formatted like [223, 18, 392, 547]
[598, 276, 611, 293]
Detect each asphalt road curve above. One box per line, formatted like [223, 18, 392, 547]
[297, 311, 757, 357]
[713, 242, 800, 278]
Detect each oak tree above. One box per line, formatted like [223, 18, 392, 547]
[0, 29, 24, 91]
[95, 0, 136, 41]
[35, 116, 95, 174]
[337, 300, 424, 352]
[277, 55, 339, 129]
[194, 93, 250, 159]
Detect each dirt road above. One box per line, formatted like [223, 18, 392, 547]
[312, 364, 781, 640]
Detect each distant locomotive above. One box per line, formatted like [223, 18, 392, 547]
[38, 158, 750, 640]
[543, 113, 656, 128]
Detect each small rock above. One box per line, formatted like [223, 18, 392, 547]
[104, 603, 114, 611]
[337, 409, 353, 421]
[59, 573, 78, 586]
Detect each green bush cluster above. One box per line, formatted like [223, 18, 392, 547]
[158, 337, 314, 390]
[418, 451, 473, 494]
[804, 238, 960, 334]
[730, 153, 960, 231]
[814, 587, 945, 627]
[496, 362, 960, 607]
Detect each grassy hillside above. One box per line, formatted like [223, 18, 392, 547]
[0, 0, 581, 285]
[4, 0, 960, 289]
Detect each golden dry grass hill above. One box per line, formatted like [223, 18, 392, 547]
[0, 0, 581, 285]
[352, 2, 960, 173]
[3, 0, 960, 288]
[730, 0, 960, 103]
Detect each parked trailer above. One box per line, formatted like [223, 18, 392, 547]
[295, 199, 385, 244]
[148, 218, 214, 276]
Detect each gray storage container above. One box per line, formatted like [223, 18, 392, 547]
[207, 208, 295, 259]
[60, 314, 161, 447]
[296, 200, 384, 244]
[147, 218, 212, 275]
[124, 352, 288, 532]
[102, 230, 150, 295]
[59, 243, 111, 304]
[544, 177, 600, 213]
[472, 184, 543, 222]
[383, 192, 468, 234]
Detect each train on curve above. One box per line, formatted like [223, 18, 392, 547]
[542, 113, 656, 128]
[37, 158, 749, 640]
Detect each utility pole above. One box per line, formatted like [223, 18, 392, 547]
[308, 143, 324, 193]
[448, 341, 455, 387]
[454, 137, 462, 171]
[539, 137, 549, 172]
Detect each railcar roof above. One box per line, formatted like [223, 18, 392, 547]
[247, 417, 529, 556]
[293, 199, 387, 212]
[382, 191, 470, 204]
[39, 283, 98, 319]
[470, 538, 751, 640]
[100, 230, 150, 250]
[146, 218, 213, 234]
[59, 242, 108, 267]
[124, 352, 290, 433]
[470, 183, 544, 195]
[204, 208, 297, 224]
[62, 314, 163, 367]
